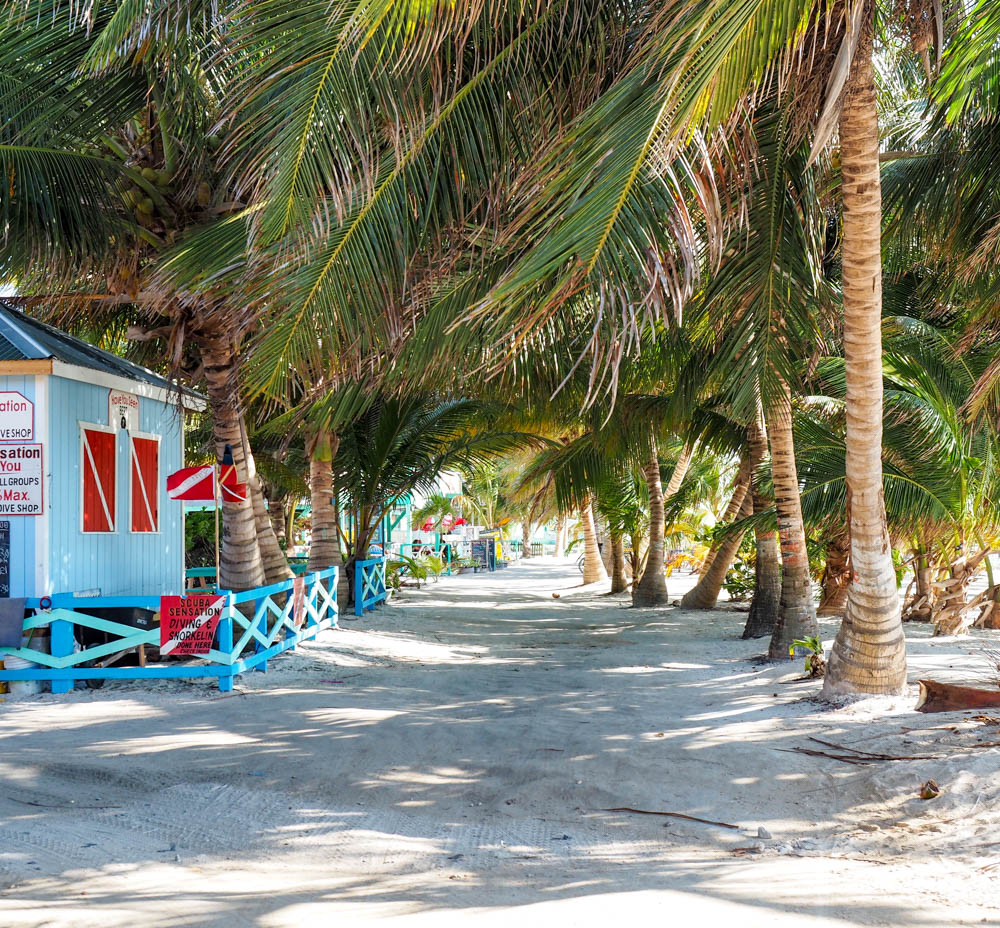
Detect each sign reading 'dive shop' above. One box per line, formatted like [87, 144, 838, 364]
[159, 595, 225, 655]
[0, 443, 43, 515]
[0, 392, 33, 441]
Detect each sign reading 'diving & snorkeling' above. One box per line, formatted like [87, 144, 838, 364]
[0, 392, 33, 441]
[0, 444, 43, 515]
[159, 595, 225, 655]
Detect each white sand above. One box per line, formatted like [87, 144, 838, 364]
[1, 559, 999, 927]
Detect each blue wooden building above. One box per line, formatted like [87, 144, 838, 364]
[0, 301, 204, 599]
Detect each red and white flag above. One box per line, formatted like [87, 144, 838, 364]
[166, 465, 216, 502]
[220, 480, 248, 503]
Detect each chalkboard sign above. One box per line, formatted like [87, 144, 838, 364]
[470, 538, 490, 571]
[0, 520, 9, 597]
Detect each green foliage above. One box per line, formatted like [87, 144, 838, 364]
[790, 636, 824, 675]
[421, 554, 446, 580]
[723, 545, 756, 602]
[185, 511, 216, 569]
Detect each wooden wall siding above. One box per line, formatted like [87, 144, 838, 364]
[48, 376, 184, 596]
[0, 374, 37, 597]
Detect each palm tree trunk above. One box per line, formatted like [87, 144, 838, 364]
[681, 455, 752, 609]
[555, 513, 567, 557]
[743, 416, 781, 639]
[521, 519, 532, 557]
[580, 498, 608, 585]
[197, 328, 264, 592]
[251, 476, 294, 584]
[766, 380, 818, 660]
[697, 455, 750, 579]
[308, 430, 348, 604]
[633, 436, 670, 606]
[823, 21, 907, 697]
[818, 533, 851, 616]
[610, 533, 628, 594]
[268, 494, 287, 551]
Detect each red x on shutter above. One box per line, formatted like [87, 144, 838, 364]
[82, 427, 115, 532]
[131, 436, 159, 532]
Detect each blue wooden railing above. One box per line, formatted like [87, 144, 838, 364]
[0, 567, 338, 693]
[355, 557, 387, 616]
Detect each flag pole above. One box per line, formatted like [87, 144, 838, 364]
[214, 467, 221, 591]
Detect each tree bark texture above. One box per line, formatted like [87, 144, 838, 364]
[744, 416, 781, 638]
[251, 476, 294, 584]
[196, 329, 265, 592]
[823, 21, 908, 697]
[555, 513, 567, 558]
[521, 518, 532, 557]
[267, 494, 287, 550]
[610, 533, 628, 594]
[308, 430, 348, 604]
[633, 437, 669, 606]
[767, 379, 818, 660]
[681, 456, 753, 610]
[580, 499, 609, 585]
[817, 533, 851, 616]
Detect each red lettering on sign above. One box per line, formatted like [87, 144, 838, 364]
[159, 595, 225, 655]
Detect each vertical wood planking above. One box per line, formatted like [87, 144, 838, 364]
[47, 376, 185, 596]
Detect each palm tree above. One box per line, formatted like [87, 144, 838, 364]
[464, 3, 959, 694]
[329, 393, 538, 599]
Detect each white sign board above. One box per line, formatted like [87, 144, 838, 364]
[109, 389, 139, 431]
[0, 392, 33, 441]
[0, 443, 43, 515]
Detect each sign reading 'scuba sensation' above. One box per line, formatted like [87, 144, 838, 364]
[159, 595, 225, 655]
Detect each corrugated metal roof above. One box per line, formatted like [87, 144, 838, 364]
[0, 300, 191, 395]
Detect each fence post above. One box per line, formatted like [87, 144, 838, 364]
[217, 594, 234, 692]
[355, 561, 364, 617]
[49, 617, 75, 694]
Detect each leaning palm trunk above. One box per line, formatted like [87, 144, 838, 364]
[267, 493, 287, 551]
[766, 380, 818, 660]
[521, 519, 532, 557]
[610, 533, 628, 594]
[744, 417, 781, 639]
[307, 431, 348, 603]
[251, 476, 294, 584]
[632, 438, 673, 606]
[197, 328, 264, 592]
[580, 499, 608, 585]
[555, 514, 567, 557]
[823, 24, 907, 697]
[696, 455, 751, 579]
[681, 456, 752, 609]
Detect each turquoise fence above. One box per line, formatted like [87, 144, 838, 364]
[0, 567, 338, 693]
[355, 557, 387, 616]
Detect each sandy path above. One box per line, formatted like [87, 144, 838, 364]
[1, 559, 999, 927]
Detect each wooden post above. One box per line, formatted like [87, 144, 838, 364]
[213, 474, 221, 591]
[217, 594, 234, 692]
[49, 618, 75, 694]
